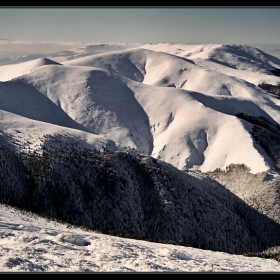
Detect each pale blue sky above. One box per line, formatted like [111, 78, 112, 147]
[0, 7, 280, 44]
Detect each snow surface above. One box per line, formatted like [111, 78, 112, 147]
[0, 203, 280, 272]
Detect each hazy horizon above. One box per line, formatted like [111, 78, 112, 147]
[1, 7, 280, 45]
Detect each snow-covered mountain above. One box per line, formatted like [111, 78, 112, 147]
[1, 43, 280, 174]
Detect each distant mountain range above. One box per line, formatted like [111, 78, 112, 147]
[0, 42, 141, 65]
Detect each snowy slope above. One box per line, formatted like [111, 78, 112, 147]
[1, 203, 280, 272]
[0, 57, 61, 81]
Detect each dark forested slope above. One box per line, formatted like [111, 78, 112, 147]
[1, 133, 280, 255]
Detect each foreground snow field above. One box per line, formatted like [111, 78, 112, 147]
[0, 204, 280, 273]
